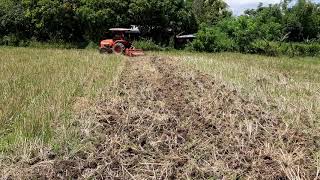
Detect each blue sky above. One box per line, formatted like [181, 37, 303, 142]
[225, 0, 320, 15]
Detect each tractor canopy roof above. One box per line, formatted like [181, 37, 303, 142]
[109, 27, 140, 34]
[176, 34, 196, 39]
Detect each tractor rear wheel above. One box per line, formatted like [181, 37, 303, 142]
[113, 43, 125, 55]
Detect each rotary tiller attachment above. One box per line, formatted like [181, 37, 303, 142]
[125, 48, 145, 57]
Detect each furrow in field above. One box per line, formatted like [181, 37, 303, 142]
[3, 56, 317, 179]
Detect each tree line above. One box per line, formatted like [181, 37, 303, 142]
[1, 0, 320, 56]
[192, 0, 320, 56]
[0, 0, 226, 46]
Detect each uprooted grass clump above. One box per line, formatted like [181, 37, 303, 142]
[2, 56, 319, 179]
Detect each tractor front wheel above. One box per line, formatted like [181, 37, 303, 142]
[100, 47, 113, 54]
[113, 43, 125, 55]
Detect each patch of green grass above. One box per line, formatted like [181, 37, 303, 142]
[0, 47, 123, 153]
[160, 51, 320, 133]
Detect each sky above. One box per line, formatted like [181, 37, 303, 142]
[225, 0, 320, 15]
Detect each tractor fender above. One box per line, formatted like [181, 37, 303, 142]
[100, 39, 114, 48]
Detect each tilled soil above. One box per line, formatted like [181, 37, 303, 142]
[2, 57, 318, 179]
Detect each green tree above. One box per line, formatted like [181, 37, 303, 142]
[0, 0, 29, 45]
[77, 0, 131, 42]
[191, 0, 231, 25]
[23, 0, 82, 42]
[128, 0, 197, 44]
[1, 0, 198, 45]
[244, 4, 283, 41]
[283, 0, 320, 41]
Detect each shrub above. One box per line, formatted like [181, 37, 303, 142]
[2, 34, 19, 46]
[85, 41, 99, 49]
[27, 41, 78, 49]
[191, 26, 235, 52]
[251, 40, 279, 56]
[133, 39, 163, 51]
[251, 40, 320, 57]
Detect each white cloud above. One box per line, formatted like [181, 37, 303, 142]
[225, 0, 320, 15]
[225, 0, 280, 5]
[224, 0, 281, 15]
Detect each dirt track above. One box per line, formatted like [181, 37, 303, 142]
[2, 56, 317, 179]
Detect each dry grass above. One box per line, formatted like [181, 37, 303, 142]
[0, 47, 123, 154]
[1, 49, 320, 179]
[161, 51, 320, 178]
[2, 56, 318, 179]
[161, 52, 320, 131]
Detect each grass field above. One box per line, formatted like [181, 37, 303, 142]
[160, 51, 320, 130]
[0, 47, 123, 154]
[1, 48, 320, 178]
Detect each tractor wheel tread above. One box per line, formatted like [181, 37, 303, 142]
[113, 43, 125, 55]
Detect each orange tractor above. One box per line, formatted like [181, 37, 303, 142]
[99, 27, 144, 57]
